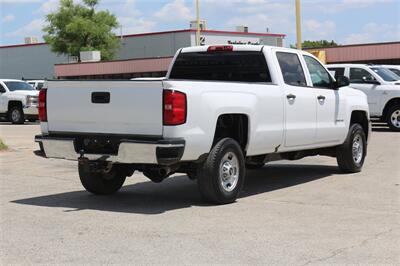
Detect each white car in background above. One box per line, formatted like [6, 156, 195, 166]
[327, 64, 400, 131]
[0, 79, 39, 124]
[26, 80, 45, 91]
[381, 65, 400, 77]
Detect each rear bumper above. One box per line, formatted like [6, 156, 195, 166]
[35, 135, 185, 165]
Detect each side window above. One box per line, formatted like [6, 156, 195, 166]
[303, 56, 332, 89]
[276, 52, 307, 86]
[0, 84, 6, 93]
[328, 67, 345, 80]
[37, 83, 44, 90]
[349, 68, 374, 83]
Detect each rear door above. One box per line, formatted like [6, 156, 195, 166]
[303, 55, 345, 144]
[47, 80, 164, 136]
[275, 51, 317, 147]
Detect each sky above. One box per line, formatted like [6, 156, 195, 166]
[0, 0, 399, 47]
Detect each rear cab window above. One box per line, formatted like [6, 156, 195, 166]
[169, 51, 271, 83]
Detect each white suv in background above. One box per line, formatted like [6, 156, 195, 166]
[0, 79, 39, 124]
[327, 64, 400, 131]
[381, 65, 400, 77]
[26, 80, 45, 91]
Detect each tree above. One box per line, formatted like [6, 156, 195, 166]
[43, 0, 119, 61]
[290, 40, 339, 49]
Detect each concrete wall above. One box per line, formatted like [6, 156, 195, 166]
[0, 44, 68, 79]
[0, 30, 284, 79]
[118, 31, 190, 59]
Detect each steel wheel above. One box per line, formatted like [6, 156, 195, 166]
[390, 109, 400, 129]
[352, 133, 364, 164]
[219, 152, 239, 192]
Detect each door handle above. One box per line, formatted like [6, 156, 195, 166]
[91, 92, 110, 104]
[286, 94, 296, 100]
[317, 95, 326, 101]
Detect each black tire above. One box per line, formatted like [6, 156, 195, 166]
[78, 162, 126, 195]
[197, 138, 246, 204]
[386, 104, 400, 131]
[8, 106, 24, 124]
[245, 163, 265, 169]
[336, 124, 367, 173]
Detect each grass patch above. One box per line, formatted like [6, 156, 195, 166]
[0, 138, 8, 151]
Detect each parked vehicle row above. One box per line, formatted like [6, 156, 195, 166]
[327, 64, 400, 131]
[0, 79, 39, 124]
[35, 45, 371, 204]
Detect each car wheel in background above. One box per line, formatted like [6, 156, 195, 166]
[386, 104, 400, 131]
[8, 106, 24, 124]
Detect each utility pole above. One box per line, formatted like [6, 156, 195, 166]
[295, 0, 302, 49]
[196, 0, 200, 46]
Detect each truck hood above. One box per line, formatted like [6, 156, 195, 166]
[7, 90, 39, 97]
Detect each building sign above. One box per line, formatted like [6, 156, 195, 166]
[194, 33, 278, 47]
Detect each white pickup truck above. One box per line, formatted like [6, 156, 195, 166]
[327, 64, 400, 131]
[35, 45, 371, 204]
[0, 79, 39, 124]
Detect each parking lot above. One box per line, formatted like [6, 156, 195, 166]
[0, 123, 399, 265]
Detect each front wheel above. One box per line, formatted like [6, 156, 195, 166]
[78, 162, 127, 195]
[386, 104, 400, 131]
[336, 124, 367, 173]
[197, 138, 246, 204]
[8, 106, 24, 124]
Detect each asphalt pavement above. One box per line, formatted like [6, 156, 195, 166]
[1, 122, 399, 265]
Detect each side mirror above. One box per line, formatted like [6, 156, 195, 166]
[362, 76, 380, 85]
[334, 76, 350, 89]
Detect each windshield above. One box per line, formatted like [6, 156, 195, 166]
[388, 68, 400, 77]
[370, 67, 400, 82]
[4, 81, 35, 91]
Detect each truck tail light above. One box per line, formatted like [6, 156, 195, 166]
[38, 88, 47, 122]
[207, 45, 233, 52]
[163, 90, 186, 125]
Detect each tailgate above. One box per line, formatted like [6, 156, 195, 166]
[46, 80, 163, 136]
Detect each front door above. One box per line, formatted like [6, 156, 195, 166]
[276, 51, 317, 147]
[303, 55, 345, 144]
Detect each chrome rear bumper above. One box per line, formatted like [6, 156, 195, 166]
[35, 135, 185, 165]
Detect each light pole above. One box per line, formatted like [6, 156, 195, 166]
[295, 0, 302, 49]
[196, 0, 200, 46]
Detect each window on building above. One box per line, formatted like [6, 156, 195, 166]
[276, 52, 307, 86]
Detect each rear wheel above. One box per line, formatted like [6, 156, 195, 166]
[386, 104, 400, 131]
[197, 138, 245, 204]
[336, 124, 367, 173]
[78, 162, 127, 195]
[8, 106, 24, 124]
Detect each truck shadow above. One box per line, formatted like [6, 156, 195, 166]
[12, 164, 342, 215]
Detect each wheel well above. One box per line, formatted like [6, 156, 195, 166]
[8, 101, 22, 111]
[350, 111, 369, 140]
[382, 98, 400, 118]
[212, 114, 249, 151]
